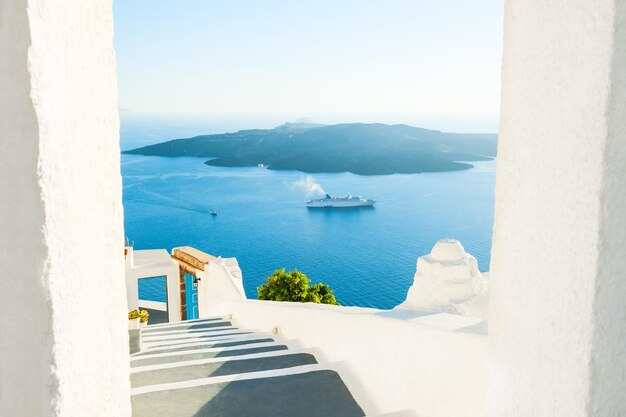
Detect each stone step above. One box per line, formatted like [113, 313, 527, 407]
[131, 352, 318, 388]
[143, 316, 230, 330]
[142, 332, 259, 350]
[131, 348, 317, 375]
[131, 369, 365, 417]
[142, 320, 233, 334]
[132, 340, 283, 361]
[142, 324, 234, 338]
[141, 329, 240, 344]
[142, 328, 248, 343]
[133, 337, 276, 357]
[131, 344, 289, 368]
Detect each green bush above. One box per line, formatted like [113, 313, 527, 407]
[257, 269, 339, 305]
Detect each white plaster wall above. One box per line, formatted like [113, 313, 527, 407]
[591, 2, 626, 414]
[125, 251, 139, 311]
[398, 239, 488, 318]
[125, 247, 181, 323]
[488, 1, 626, 416]
[197, 257, 247, 313]
[0, 1, 51, 415]
[0, 1, 131, 416]
[207, 299, 487, 417]
[197, 249, 487, 416]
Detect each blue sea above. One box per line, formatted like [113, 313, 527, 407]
[125, 155, 496, 309]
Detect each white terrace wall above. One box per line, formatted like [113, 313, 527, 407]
[488, 1, 626, 416]
[196, 257, 246, 310]
[125, 247, 181, 323]
[199, 255, 488, 417]
[209, 300, 487, 417]
[0, 1, 130, 416]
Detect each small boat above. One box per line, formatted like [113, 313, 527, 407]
[210, 210, 218, 216]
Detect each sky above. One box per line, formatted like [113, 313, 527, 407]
[114, 1, 504, 132]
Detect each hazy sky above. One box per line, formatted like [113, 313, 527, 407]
[114, 1, 503, 131]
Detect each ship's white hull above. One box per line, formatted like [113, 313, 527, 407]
[307, 195, 375, 208]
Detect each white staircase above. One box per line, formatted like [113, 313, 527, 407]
[130, 316, 367, 417]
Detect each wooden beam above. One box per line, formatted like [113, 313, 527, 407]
[172, 249, 206, 271]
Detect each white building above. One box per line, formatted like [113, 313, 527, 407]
[0, 1, 624, 417]
[124, 245, 246, 325]
[125, 247, 180, 324]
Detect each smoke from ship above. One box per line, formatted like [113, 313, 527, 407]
[289, 175, 325, 196]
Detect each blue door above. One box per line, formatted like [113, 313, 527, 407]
[184, 272, 199, 320]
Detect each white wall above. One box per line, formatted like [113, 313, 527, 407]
[488, 1, 626, 416]
[398, 239, 488, 318]
[0, 1, 131, 416]
[125, 247, 181, 323]
[207, 300, 487, 417]
[197, 257, 246, 312]
[195, 245, 488, 416]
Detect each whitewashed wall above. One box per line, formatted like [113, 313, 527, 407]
[198, 257, 487, 417]
[197, 257, 246, 311]
[488, 1, 626, 416]
[209, 299, 487, 417]
[0, 1, 131, 416]
[125, 247, 181, 323]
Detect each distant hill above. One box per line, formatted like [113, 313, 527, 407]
[123, 123, 497, 175]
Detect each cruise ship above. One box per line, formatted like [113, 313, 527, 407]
[307, 194, 375, 208]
